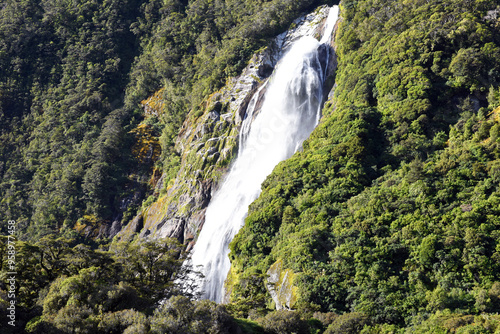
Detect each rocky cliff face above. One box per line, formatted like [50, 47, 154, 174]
[115, 5, 337, 254]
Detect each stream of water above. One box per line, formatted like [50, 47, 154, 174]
[189, 5, 339, 303]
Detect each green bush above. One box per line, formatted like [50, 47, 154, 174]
[257, 310, 310, 334]
[324, 312, 370, 334]
[149, 296, 240, 334]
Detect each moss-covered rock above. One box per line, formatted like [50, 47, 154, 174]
[265, 259, 299, 311]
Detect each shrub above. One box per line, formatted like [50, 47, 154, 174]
[324, 312, 370, 334]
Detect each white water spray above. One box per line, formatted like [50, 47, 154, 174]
[189, 6, 339, 302]
[320, 5, 339, 45]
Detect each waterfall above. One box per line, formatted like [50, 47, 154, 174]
[188, 6, 339, 303]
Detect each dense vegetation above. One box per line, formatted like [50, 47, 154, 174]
[4, 0, 500, 332]
[228, 0, 500, 331]
[0, 235, 205, 333]
[0, 0, 338, 333]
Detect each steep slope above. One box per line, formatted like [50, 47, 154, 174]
[228, 0, 500, 326]
[0, 0, 331, 242]
[118, 5, 336, 245]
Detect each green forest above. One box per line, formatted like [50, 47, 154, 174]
[3, 0, 500, 332]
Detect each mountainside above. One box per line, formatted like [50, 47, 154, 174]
[3, 0, 500, 333]
[228, 0, 500, 329]
[115, 5, 335, 248]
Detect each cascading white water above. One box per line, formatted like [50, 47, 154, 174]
[320, 5, 339, 45]
[189, 6, 339, 302]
